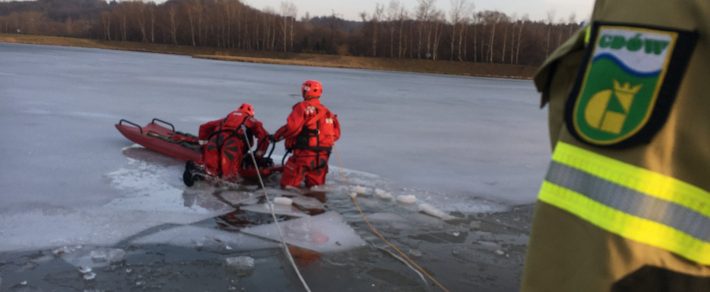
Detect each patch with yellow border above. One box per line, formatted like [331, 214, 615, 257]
[565, 22, 697, 147]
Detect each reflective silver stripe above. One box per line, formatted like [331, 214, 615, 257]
[546, 162, 710, 241]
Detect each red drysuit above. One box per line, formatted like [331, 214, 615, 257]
[274, 98, 340, 188]
[198, 110, 270, 180]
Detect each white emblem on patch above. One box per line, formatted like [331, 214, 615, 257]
[305, 106, 317, 115]
[325, 118, 333, 124]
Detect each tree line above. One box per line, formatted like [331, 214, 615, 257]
[0, 0, 581, 66]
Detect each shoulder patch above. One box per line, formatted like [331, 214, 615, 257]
[565, 22, 697, 147]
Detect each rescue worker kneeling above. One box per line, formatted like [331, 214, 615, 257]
[273, 80, 340, 189]
[198, 103, 270, 181]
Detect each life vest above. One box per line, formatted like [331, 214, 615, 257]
[203, 111, 252, 178]
[291, 104, 338, 152]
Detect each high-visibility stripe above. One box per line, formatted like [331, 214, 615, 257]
[540, 181, 710, 265]
[539, 142, 710, 265]
[546, 162, 710, 241]
[552, 142, 710, 218]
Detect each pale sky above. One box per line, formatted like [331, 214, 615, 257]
[145, 0, 595, 23]
[243, 0, 595, 22]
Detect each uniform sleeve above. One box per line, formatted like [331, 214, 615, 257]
[274, 103, 306, 141]
[198, 119, 222, 140]
[245, 117, 271, 154]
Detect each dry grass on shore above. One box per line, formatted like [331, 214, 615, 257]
[0, 33, 536, 79]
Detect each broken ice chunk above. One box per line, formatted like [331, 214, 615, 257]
[240, 212, 366, 253]
[78, 266, 93, 274]
[90, 248, 126, 264]
[83, 272, 97, 281]
[373, 189, 393, 200]
[351, 185, 369, 195]
[396, 195, 417, 204]
[225, 256, 255, 276]
[273, 197, 293, 206]
[418, 202, 457, 221]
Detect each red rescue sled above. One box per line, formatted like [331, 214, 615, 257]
[115, 118, 203, 163]
[115, 118, 282, 185]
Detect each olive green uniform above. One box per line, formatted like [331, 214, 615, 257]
[522, 0, 710, 290]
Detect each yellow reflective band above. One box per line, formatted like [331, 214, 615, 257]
[552, 142, 710, 218]
[540, 181, 710, 265]
[584, 25, 592, 46]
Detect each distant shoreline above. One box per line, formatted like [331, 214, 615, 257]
[0, 34, 536, 79]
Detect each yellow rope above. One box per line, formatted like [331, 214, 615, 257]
[333, 151, 451, 292]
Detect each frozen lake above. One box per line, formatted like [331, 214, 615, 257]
[0, 43, 548, 291]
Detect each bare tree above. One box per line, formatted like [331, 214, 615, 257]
[415, 0, 434, 58]
[387, 1, 400, 58]
[515, 14, 528, 64]
[100, 11, 111, 40]
[280, 2, 297, 52]
[448, 0, 471, 61]
[545, 9, 556, 57]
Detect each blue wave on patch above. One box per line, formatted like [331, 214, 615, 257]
[592, 53, 661, 77]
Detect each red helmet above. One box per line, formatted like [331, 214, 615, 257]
[238, 103, 255, 116]
[301, 80, 323, 99]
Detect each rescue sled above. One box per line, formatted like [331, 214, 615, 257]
[115, 118, 282, 184]
[115, 118, 203, 163]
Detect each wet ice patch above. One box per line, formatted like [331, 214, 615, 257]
[241, 212, 366, 253]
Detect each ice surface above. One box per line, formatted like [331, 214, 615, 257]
[0, 43, 548, 254]
[241, 212, 367, 253]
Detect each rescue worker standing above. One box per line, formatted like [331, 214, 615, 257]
[522, 0, 709, 291]
[273, 80, 341, 189]
[197, 103, 270, 181]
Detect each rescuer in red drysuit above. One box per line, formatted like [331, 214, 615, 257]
[198, 103, 270, 180]
[273, 80, 341, 188]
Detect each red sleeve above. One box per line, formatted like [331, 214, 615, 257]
[245, 117, 270, 154]
[274, 103, 306, 141]
[198, 119, 222, 140]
